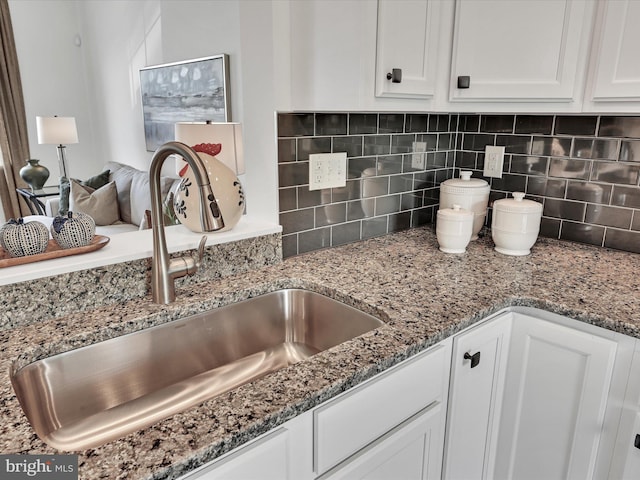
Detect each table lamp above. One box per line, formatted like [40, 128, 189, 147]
[174, 122, 245, 175]
[36, 116, 79, 179]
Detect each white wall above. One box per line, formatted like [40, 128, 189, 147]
[77, 0, 156, 173]
[10, 0, 281, 224]
[9, 0, 102, 181]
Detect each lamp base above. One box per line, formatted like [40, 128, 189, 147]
[56, 144, 69, 178]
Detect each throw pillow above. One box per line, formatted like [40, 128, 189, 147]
[59, 169, 111, 215]
[69, 179, 120, 226]
[129, 173, 175, 227]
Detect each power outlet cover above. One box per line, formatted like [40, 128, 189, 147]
[411, 141, 427, 170]
[483, 145, 505, 178]
[309, 152, 347, 191]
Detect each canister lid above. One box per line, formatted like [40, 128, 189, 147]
[437, 204, 474, 219]
[493, 192, 542, 213]
[441, 171, 490, 192]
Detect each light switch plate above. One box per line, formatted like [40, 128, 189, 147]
[309, 152, 347, 191]
[483, 145, 505, 178]
[411, 141, 427, 170]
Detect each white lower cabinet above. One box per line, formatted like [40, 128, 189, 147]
[313, 343, 450, 476]
[181, 413, 312, 480]
[320, 402, 444, 480]
[616, 412, 640, 479]
[493, 311, 619, 480]
[180, 307, 639, 480]
[605, 341, 640, 479]
[178, 340, 451, 480]
[185, 428, 290, 480]
[443, 312, 512, 480]
[444, 307, 637, 480]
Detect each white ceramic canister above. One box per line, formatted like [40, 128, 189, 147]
[436, 204, 474, 254]
[440, 171, 490, 240]
[491, 192, 543, 256]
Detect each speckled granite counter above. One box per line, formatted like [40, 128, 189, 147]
[1, 228, 639, 479]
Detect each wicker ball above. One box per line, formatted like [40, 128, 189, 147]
[0, 218, 49, 257]
[51, 211, 96, 249]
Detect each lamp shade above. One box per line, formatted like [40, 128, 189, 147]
[175, 122, 245, 175]
[36, 116, 79, 145]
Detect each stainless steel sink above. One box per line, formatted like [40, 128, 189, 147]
[11, 289, 383, 451]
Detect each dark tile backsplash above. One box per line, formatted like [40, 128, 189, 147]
[458, 114, 640, 255]
[278, 112, 455, 257]
[279, 113, 640, 257]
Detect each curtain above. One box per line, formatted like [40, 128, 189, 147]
[0, 0, 29, 220]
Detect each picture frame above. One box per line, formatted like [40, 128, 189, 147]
[140, 54, 231, 152]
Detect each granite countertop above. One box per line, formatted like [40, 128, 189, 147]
[1, 228, 639, 479]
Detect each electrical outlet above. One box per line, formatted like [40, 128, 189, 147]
[309, 152, 347, 191]
[483, 145, 505, 178]
[411, 141, 427, 170]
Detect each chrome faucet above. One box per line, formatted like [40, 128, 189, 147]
[149, 141, 225, 304]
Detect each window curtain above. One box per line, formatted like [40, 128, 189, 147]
[0, 0, 29, 220]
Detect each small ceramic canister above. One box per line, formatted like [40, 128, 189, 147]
[491, 192, 543, 256]
[436, 204, 474, 254]
[440, 171, 490, 241]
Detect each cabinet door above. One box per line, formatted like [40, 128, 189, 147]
[313, 342, 450, 475]
[181, 413, 313, 480]
[320, 403, 445, 480]
[449, 0, 594, 102]
[375, 0, 443, 98]
[493, 312, 618, 480]
[587, 0, 640, 104]
[183, 428, 290, 480]
[443, 313, 512, 480]
[605, 340, 640, 479]
[618, 412, 640, 478]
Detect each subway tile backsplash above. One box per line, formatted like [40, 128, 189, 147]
[278, 112, 455, 257]
[459, 114, 640, 255]
[278, 113, 640, 257]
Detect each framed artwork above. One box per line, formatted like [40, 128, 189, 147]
[140, 54, 230, 152]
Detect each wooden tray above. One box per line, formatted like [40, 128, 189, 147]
[0, 235, 110, 268]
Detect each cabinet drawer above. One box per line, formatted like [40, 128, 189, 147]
[313, 343, 448, 475]
[320, 403, 444, 480]
[180, 428, 289, 480]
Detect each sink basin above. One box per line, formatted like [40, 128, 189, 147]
[11, 289, 383, 451]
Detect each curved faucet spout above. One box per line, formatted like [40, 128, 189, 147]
[149, 141, 225, 304]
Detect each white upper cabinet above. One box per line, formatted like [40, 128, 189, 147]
[280, 0, 640, 113]
[584, 0, 640, 111]
[448, 0, 595, 108]
[282, 0, 377, 111]
[282, 0, 450, 111]
[375, 0, 443, 99]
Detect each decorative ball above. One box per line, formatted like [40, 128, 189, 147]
[0, 218, 49, 257]
[173, 145, 244, 233]
[51, 211, 96, 249]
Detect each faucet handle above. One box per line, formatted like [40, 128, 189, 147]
[195, 235, 207, 269]
[182, 235, 207, 276]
